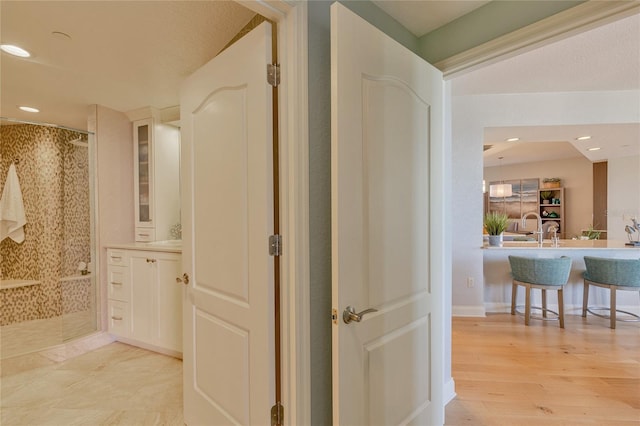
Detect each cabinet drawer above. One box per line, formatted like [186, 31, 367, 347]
[107, 249, 127, 266]
[107, 265, 130, 302]
[135, 227, 156, 242]
[108, 300, 130, 337]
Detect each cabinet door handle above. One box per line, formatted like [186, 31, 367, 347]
[146, 258, 157, 263]
[176, 273, 190, 285]
[111, 256, 122, 260]
[111, 316, 123, 321]
[111, 281, 123, 286]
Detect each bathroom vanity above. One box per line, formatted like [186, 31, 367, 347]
[106, 242, 182, 357]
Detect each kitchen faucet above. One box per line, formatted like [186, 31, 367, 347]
[522, 211, 543, 245]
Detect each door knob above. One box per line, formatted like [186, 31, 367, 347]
[342, 305, 378, 324]
[176, 273, 190, 285]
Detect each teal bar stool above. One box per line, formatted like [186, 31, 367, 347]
[582, 256, 640, 329]
[508, 256, 572, 328]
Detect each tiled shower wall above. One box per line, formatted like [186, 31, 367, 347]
[0, 124, 91, 326]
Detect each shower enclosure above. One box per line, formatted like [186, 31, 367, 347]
[0, 122, 97, 359]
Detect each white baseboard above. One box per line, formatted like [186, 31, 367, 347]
[444, 378, 456, 405]
[452, 305, 486, 317]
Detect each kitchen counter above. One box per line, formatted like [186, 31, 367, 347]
[483, 239, 639, 249]
[483, 240, 640, 315]
[105, 240, 182, 253]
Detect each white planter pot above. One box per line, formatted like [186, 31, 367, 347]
[488, 234, 503, 247]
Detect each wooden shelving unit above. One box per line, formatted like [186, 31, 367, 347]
[538, 187, 565, 238]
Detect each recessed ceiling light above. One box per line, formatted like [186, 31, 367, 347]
[506, 137, 520, 142]
[587, 147, 601, 151]
[576, 136, 592, 141]
[0, 44, 31, 57]
[19, 106, 39, 113]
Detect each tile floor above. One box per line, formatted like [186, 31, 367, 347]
[1, 342, 183, 425]
[1, 311, 96, 359]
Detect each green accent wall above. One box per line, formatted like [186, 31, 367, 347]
[419, 0, 585, 64]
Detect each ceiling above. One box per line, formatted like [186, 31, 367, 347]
[0, 1, 255, 130]
[1, 1, 638, 168]
[459, 11, 640, 167]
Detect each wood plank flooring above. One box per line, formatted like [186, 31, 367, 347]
[445, 313, 640, 426]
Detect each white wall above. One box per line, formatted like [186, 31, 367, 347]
[608, 155, 640, 240]
[452, 90, 640, 315]
[483, 156, 593, 238]
[89, 105, 133, 329]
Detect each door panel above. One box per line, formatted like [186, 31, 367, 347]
[181, 22, 274, 425]
[331, 4, 444, 425]
[193, 88, 250, 303]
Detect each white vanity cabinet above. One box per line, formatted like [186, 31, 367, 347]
[106, 247, 183, 357]
[133, 118, 180, 242]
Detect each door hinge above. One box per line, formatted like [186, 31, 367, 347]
[269, 234, 282, 256]
[267, 63, 280, 87]
[271, 402, 284, 426]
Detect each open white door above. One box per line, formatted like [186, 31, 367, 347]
[180, 22, 274, 425]
[331, 4, 445, 425]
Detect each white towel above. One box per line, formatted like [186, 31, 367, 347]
[0, 164, 27, 243]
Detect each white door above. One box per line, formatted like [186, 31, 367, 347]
[180, 22, 274, 425]
[331, 4, 445, 425]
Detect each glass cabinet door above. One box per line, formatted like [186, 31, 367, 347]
[137, 123, 151, 223]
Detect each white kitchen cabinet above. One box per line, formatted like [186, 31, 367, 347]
[133, 118, 180, 242]
[106, 247, 182, 357]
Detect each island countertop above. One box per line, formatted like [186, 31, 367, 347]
[483, 239, 640, 250]
[482, 239, 639, 315]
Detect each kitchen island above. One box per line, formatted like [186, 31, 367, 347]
[483, 239, 640, 316]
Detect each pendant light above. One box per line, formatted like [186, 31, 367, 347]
[489, 157, 512, 197]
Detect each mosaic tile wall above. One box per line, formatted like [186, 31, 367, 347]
[0, 124, 92, 326]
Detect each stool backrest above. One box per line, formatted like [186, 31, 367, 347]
[508, 256, 572, 285]
[583, 257, 640, 287]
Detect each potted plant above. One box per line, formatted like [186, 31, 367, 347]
[540, 191, 553, 204]
[542, 177, 561, 188]
[484, 211, 509, 246]
[582, 224, 601, 240]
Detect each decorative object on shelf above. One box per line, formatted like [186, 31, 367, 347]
[489, 157, 513, 198]
[484, 211, 509, 246]
[542, 177, 561, 188]
[548, 211, 559, 218]
[582, 224, 601, 240]
[625, 218, 640, 246]
[540, 191, 553, 204]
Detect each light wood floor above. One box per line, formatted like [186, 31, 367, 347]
[445, 313, 640, 426]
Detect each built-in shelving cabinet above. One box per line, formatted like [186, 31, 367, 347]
[133, 118, 180, 242]
[107, 247, 182, 357]
[538, 187, 565, 238]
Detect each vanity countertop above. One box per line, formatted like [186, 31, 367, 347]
[106, 240, 182, 253]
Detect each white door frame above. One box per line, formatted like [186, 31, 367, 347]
[236, 1, 311, 425]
